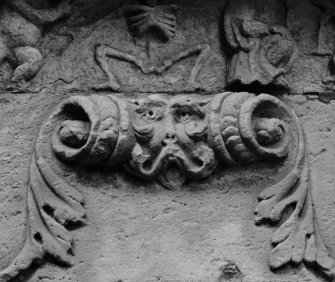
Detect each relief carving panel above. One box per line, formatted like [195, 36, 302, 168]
[1, 92, 334, 281]
[1, 0, 335, 281]
[94, 1, 211, 92]
[0, 0, 333, 95]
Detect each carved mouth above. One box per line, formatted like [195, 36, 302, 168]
[131, 143, 216, 189]
[158, 157, 186, 190]
[135, 145, 186, 178]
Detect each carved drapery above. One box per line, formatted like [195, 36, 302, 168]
[1, 92, 334, 281]
[223, 0, 297, 92]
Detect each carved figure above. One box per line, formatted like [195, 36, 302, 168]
[94, 0, 210, 91]
[1, 92, 335, 281]
[94, 43, 210, 91]
[0, 0, 71, 84]
[309, 0, 335, 56]
[223, 0, 297, 91]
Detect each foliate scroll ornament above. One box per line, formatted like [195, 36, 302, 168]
[0, 95, 134, 281]
[223, 0, 297, 91]
[0, 0, 72, 86]
[1, 92, 335, 281]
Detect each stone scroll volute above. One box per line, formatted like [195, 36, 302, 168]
[1, 92, 335, 281]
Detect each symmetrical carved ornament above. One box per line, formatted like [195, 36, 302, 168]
[1, 0, 335, 281]
[1, 92, 334, 281]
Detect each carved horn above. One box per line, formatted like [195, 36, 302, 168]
[51, 95, 134, 166]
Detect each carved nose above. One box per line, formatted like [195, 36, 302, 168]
[162, 132, 178, 146]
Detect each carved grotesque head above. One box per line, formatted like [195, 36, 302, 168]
[128, 94, 216, 189]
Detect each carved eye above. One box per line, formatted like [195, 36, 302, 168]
[179, 111, 192, 122]
[143, 109, 161, 121]
[175, 109, 197, 123]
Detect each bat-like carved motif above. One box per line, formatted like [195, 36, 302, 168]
[0, 93, 334, 281]
[124, 2, 178, 42]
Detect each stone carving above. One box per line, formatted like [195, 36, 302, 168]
[93, 1, 210, 91]
[309, 0, 335, 56]
[1, 92, 334, 281]
[124, 0, 178, 44]
[94, 43, 211, 91]
[0, 0, 72, 86]
[318, 51, 335, 93]
[223, 0, 297, 91]
[308, 0, 335, 92]
[219, 262, 243, 282]
[128, 95, 215, 189]
[320, 61, 335, 95]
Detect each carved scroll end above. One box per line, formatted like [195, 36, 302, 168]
[0, 153, 83, 281]
[247, 95, 335, 280]
[0, 94, 135, 281]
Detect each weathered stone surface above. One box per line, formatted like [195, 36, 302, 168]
[1, 0, 335, 281]
[2, 92, 335, 281]
[0, 0, 332, 96]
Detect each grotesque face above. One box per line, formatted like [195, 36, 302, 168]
[128, 95, 216, 189]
